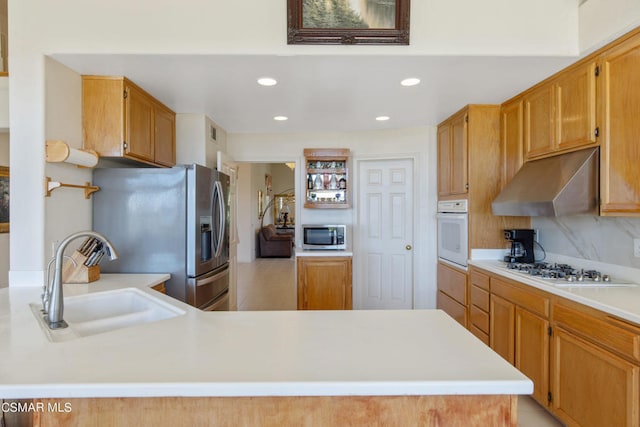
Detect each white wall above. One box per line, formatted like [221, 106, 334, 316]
[228, 127, 437, 309]
[44, 58, 92, 260]
[579, 0, 640, 53]
[176, 113, 227, 169]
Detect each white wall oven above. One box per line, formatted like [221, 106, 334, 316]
[436, 200, 469, 267]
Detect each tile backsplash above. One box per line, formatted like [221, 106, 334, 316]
[532, 215, 640, 269]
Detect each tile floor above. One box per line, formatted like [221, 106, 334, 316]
[237, 258, 565, 426]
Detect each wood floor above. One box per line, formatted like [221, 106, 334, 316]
[237, 258, 565, 427]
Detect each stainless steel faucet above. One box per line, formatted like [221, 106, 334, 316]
[45, 231, 119, 329]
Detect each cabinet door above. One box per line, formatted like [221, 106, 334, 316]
[524, 84, 556, 159]
[125, 84, 155, 162]
[552, 327, 639, 427]
[449, 112, 468, 195]
[437, 290, 467, 327]
[500, 98, 524, 188]
[437, 124, 451, 197]
[154, 105, 176, 167]
[490, 294, 515, 364]
[297, 257, 352, 310]
[515, 307, 550, 407]
[555, 62, 597, 152]
[599, 35, 640, 215]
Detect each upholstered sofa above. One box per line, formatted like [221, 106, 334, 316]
[258, 224, 294, 258]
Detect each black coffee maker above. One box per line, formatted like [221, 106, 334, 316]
[504, 229, 535, 264]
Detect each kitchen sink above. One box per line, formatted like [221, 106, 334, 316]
[30, 288, 185, 342]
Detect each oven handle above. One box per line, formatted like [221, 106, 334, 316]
[436, 213, 468, 220]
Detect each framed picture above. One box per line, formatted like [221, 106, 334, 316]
[0, 166, 8, 233]
[287, 0, 410, 45]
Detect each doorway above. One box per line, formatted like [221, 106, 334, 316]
[356, 158, 414, 309]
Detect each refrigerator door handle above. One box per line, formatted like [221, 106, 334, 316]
[213, 180, 226, 259]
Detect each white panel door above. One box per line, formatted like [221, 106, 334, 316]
[357, 158, 414, 309]
[217, 151, 239, 311]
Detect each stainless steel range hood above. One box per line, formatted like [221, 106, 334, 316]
[492, 147, 599, 217]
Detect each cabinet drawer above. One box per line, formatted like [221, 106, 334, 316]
[437, 290, 467, 328]
[470, 305, 490, 334]
[470, 269, 490, 291]
[554, 303, 640, 363]
[437, 263, 467, 305]
[471, 285, 490, 312]
[469, 324, 490, 346]
[491, 277, 549, 318]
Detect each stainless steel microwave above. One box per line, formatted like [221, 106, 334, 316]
[301, 225, 346, 250]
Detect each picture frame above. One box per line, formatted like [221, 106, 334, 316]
[0, 166, 8, 233]
[287, 0, 410, 45]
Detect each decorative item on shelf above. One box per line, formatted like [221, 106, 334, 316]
[339, 175, 346, 189]
[45, 177, 100, 199]
[329, 174, 338, 190]
[45, 140, 99, 168]
[313, 174, 323, 189]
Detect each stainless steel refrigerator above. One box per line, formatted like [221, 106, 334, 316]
[92, 164, 230, 310]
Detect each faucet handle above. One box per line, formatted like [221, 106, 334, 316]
[42, 255, 77, 312]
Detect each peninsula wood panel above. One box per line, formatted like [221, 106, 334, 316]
[32, 395, 519, 427]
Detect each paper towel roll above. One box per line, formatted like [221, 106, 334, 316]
[46, 140, 99, 167]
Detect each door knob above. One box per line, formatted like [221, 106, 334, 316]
[406, 245, 412, 250]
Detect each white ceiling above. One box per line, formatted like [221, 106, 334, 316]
[52, 54, 576, 134]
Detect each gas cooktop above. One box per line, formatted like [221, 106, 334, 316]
[503, 261, 637, 287]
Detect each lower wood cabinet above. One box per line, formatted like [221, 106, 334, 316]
[472, 265, 640, 425]
[436, 262, 468, 327]
[151, 282, 166, 294]
[297, 256, 352, 310]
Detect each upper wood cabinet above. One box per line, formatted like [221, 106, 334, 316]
[437, 109, 467, 197]
[82, 76, 176, 168]
[500, 98, 524, 188]
[522, 61, 597, 161]
[598, 33, 640, 216]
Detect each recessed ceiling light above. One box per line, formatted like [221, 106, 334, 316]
[274, 116, 288, 121]
[376, 116, 390, 121]
[257, 77, 278, 86]
[400, 78, 421, 87]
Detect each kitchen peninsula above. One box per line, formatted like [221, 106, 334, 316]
[0, 275, 532, 426]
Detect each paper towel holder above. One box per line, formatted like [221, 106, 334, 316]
[46, 140, 99, 168]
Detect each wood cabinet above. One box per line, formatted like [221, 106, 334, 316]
[469, 269, 490, 345]
[304, 148, 350, 209]
[473, 265, 640, 423]
[437, 105, 530, 252]
[489, 275, 551, 406]
[436, 262, 467, 328]
[151, 282, 166, 294]
[297, 256, 352, 310]
[522, 61, 597, 161]
[500, 98, 524, 188]
[598, 32, 640, 216]
[82, 76, 176, 168]
[551, 301, 640, 427]
[437, 109, 467, 197]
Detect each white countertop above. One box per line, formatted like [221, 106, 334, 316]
[295, 247, 353, 257]
[0, 274, 531, 399]
[470, 258, 640, 325]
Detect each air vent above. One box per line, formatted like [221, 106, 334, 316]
[209, 125, 217, 141]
